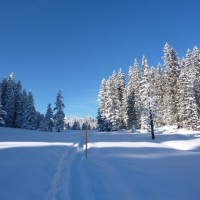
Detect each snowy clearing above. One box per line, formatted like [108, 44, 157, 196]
[0, 127, 200, 200]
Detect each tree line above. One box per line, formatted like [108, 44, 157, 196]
[0, 73, 65, 132]
[65, 117, 97, 130]
[97, 43, 200, 132]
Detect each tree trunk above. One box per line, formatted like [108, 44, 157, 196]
[149, 109, 155, 139]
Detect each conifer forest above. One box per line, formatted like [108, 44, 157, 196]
[0, 75, 96, 131]
[97, 44, 200, 132]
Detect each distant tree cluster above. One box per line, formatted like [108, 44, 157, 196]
[44, 90, 65, 132]
[0, 73, 65, 132]
[65, 117, 97, 130]
[97, 44, 200, 131]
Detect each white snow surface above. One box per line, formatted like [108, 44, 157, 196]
[0, 126, 200, 200]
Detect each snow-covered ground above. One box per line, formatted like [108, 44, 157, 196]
[0, 127, 200, 200]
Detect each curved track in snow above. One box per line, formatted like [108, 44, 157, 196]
[46, 131, 95, 200]
[46, 133, 81, 200]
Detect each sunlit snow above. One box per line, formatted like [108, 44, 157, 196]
[0, 127, 200, 200]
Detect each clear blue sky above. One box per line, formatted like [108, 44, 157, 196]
[0, 0, 200, 117]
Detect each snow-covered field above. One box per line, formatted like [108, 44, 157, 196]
[0, 127, 200, 200]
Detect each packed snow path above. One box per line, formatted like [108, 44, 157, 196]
[47, 132, 81, 200]
[1, 127, 200, 200]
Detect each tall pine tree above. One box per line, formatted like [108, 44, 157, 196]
[45, 103, 54, 132]
[24, 90, 37, 130]
[127, 59, 141, 129]
[117, 68, 127, 129]
[4, 73, 15, 127]
[163, 43, 180, 126]
[140, 56, 151, 131]
[177, 50, 200, 130]
[154, 64, 165, 127]
[106, 71, 120, 131]
[54, 90, 65, 132]
[0, 91, 6, 125]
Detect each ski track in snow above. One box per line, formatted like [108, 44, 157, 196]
[46, 135, 81, 200]
[46, 133, 95, 200]
[69, 134, 96, 200]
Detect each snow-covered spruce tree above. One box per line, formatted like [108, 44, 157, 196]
[177, 50, 200, 130]
[97, 79, 110, 131]
[15, 89, 26, 128]
[37, 112, 45, 130]
[0, 77, 7, 126]
[44, 103, 54, 132]
[3, 73, 16, 127]
[184, 49, 199, 130]
[154, 63, 165, 127]
[163, 43, 180, 126]
[14, 81, 23, 128]
[139, 56, 156, 138]
[0, 77, 8, 111]
[71, 120, 81, 130]
[121, 86, 128, 129]
[81, 122, 87, 130]
[97, 108, 102, 131]
[20, 90, 28, 129]
[0, 91, 6, 125]
[106, 71, 120, 131]
[24, 90, 37, 130]
[192, 46, 200, 117]
[177, 59, 188, 128]
[117, 68, 127, 129]
[140, 56, 150, 131]
[54, 90, 65, 132]
[127, 59, 141, 129]
[97, 86, 102, 130]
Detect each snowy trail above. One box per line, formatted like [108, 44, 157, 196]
[46, 134, 81, 200]
[69, 133, 96, 200]
[46, 131, 95, 200]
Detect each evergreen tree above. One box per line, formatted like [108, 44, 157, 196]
[4, 73, 15, 127]
[106, 71, 120, 131]
[127, 59, 141, 129]
[177, 50, 200, 130]
[37, 112, 45, 130]
[177, 58, 187, 128]
[154, 64, 165, 127]
[45, 103, 54, 132]
[97, 79, 109, 131]
[163, 43, 180, 126]
[72, 120, 81, 130]
[82, 122, 87, 130]
[139, 56, 151, 131]
[0, 91, 6, 125]
[54, 90, 65, 132]
[15, 89, 26, 128]
[184, 49, 199, 130]
[66, 122, 70, 130]
[192, 46, 200, 117]
[24, 90, 37, 130]
[117, 68, 127, 129]
[0, 77, 8, 110]
[14, 81, 22, 128]
[127, 65, 135, 129]
[139, 57, 156, 138]
[20, 90, 28, 129]
[121, 86, 128, 129]
[97, 108, 106, 131]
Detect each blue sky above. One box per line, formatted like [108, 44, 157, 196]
[0, 0, 200, 117]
